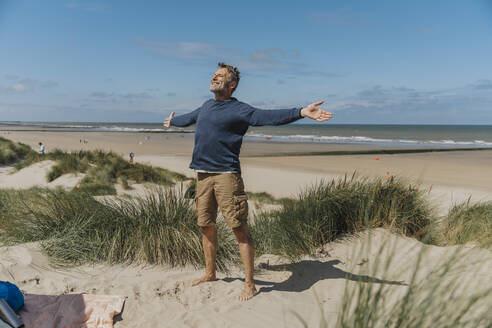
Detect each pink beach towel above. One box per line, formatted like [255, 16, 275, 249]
[19, 294, 125, 328]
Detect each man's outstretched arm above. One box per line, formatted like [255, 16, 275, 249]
[163, 108, 201, 128]
[248, 101, 333, 126]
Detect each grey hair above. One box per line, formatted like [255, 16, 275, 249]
[218, 62, 240, 93]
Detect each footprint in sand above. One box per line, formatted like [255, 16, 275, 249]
[63, 284, 76, 294]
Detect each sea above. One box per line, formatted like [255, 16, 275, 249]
[2, 121, 492, 148]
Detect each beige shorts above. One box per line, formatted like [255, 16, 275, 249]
[195, 172, 248, 228]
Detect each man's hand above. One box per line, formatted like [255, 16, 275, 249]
[163, 112, 175, 128]
[300, 101, 333, 122]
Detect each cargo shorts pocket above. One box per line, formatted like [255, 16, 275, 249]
[195, 196, 217, 226]
[233, 194, 248, 221]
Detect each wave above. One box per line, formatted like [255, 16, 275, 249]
[0, 122, 187, 133]
[244, 133, 492, 147]
[0, 121, 96, 129]
[94, 126, 189, 133]
[98, 126, 167, 132]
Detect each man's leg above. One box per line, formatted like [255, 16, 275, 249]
[192, 173, 218, 286]
[191, 225, 218, 286]
[233, 223, 257, 301]
[214, 173, 257, 300]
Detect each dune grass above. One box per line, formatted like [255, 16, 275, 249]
[0, 171, 489, 270]
[0, 137, 34, 165]
[73, 182, 117, 195]
[0, 175, 432, 267]
[336, 242, 492, 328]
[246, 191, 291, 205]
[251, 175, 433, 259]
[438, 200, 492, 248]
[12, 147, 189, 195]
[0, 187, 238, 269]
[0, 134, 188, 196]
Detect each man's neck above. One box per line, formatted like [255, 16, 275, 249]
[214, 92, 232, 101]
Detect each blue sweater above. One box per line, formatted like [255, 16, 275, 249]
[171, 98, 303, 172]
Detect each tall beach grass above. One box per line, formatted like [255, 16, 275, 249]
[246, 191, 291, 205]
[438, 200, 492, 248]
[0, 187, 238, 270]
[10, 146, 189, 195]
[0, 137, 33, 165]
[251, 175, 433, 259]
[0, 171, 490, 270]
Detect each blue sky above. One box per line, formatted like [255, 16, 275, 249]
[1, 0, 492, 124]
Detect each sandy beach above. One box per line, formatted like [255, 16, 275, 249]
[1, 129, 491, 327]
[4, 129, 492, 214]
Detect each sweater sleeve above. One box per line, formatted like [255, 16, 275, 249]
[247, 106, 303, 126]
[170, 107, 201, 127]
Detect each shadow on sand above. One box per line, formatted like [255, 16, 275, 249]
[222, 259, 406, 293]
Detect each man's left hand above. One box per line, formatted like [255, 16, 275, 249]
[300, 101, 333, 122]
[163, 112, 175, 128]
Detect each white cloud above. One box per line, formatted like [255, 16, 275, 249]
[122, 92, 152, 99]
[473, 79, 492, 90]
[89, 91, 113, 98]
[138, 40, 341, 78]
[0, 77, 58, 94]
[325, 81, 492, 121]
[11, 83, 30, 92]
[86, 91, 153, 103]
[139, 40, 222, 61]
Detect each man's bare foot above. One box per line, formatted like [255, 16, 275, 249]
[238, 283, 257, 301]
[191, 274, 217, 286]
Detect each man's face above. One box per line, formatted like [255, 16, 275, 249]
[210, 68, 232, 93]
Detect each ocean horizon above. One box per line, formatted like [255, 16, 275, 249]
[2, 121, 492, 148]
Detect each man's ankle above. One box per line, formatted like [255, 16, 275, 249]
[244, 281, 255, 287]
[205, 272, 216, 279]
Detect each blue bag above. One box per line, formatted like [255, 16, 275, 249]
[0, 281, 24, 312]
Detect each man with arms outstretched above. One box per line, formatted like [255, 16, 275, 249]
[163, 62, 333, 301]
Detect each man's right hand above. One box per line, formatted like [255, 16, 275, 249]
[163, 112, 175, 128]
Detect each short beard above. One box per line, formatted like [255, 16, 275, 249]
[210, 80, 230, 94]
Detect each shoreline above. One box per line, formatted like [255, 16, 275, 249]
[3, 129, 492, 155]
[3, 123, 492, 152]
[242, 147, 492, 157]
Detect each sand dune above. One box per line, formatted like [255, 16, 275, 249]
[1, 229, 490, 327]
[0, 160, 83, 190]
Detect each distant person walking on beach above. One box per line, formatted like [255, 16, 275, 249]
[163, 62, 333, 301]
[38, 142, 45, 155]
[129, 152, 135, 164]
